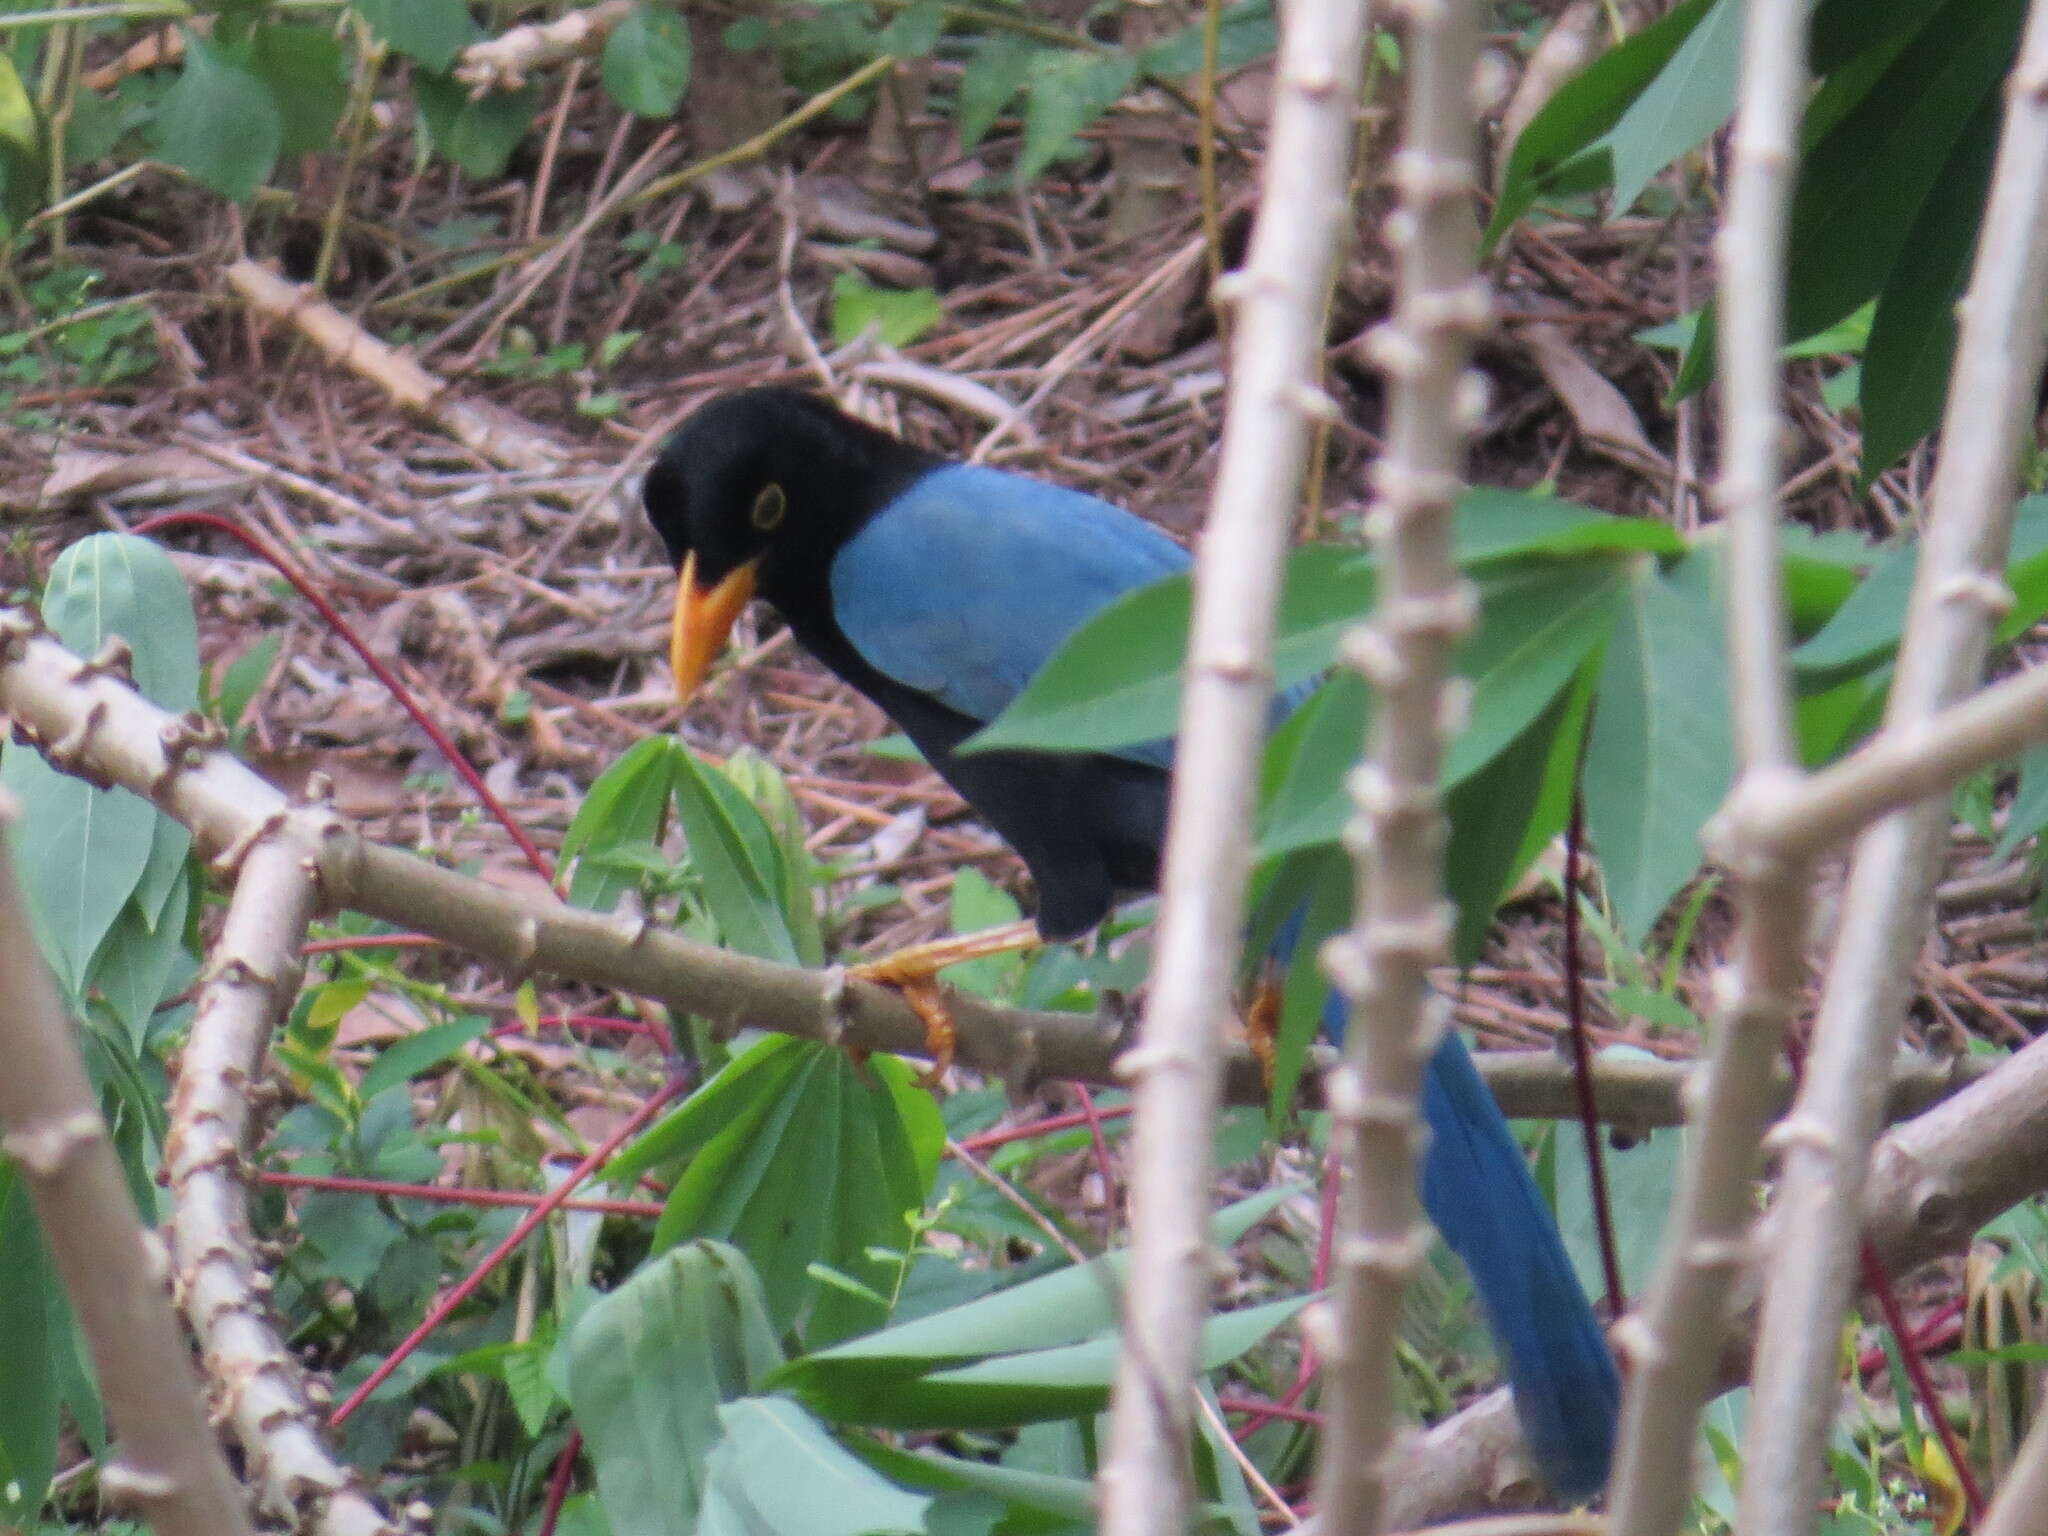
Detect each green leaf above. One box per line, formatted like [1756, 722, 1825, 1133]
[1444, 657, 1595, 965]
[603, 2, 693, 117]
[1017, 51, 1136, 183]
[771, 1188, 1298, 1426]
[151, 29, 282, 201]
[968, 494, 1670, 762]
[359, 1015, 491, 1101]
[1139, 1, 1277, 77]
[672, 746, 804, 965]
[649, 1041, 934, 1341]
[1859, 88, 2000, 476]
[0, 1169, 58, 1531]
[132, 801, 193, 932]
[414, 69, 540, 179]
[1550, 1056, 1681, 1297]
[215, 631, 281, 731]
[2, 535, 199, 993]
[1487, 0, 1722, 247]
[248, 23, 348, 157]
[1253, 554, 1625, 858]
[956, 34, 1037, 151]
[698, 1398, 930, 1536]
[1582, 549, 1734, 945]
[1791, 541, 1917, 675]
[1997, 742, 2048, 856]
[831, 272, 943, 349]
[90, 877, 196, 1050]
[562, 736, 679, 912]
[879, 0, 946, 59]
[567, 1242, 786, 1536]
[783, 1292, 1309, 1430]
[1675, 0, 2022, 397]
[0, 51, 47, 229]
[354, 0, 474, 70]
[1600, 0, 1739, 215]
[607, 1034, 815, 1185]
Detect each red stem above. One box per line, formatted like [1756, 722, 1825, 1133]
[1861, 1241, 1987, 1526]
[129, 511, 558, 886]
[1217, 1394, 1325, 1428]
[260, 1169, 664, 1220]
[531, 1430, 583, 1536]
[956, 1102, 1132, 1153]
[1072, 1082, 1117, 1241]
[1562, 794, 1625, 1316]
[329, 1074, 689, 1426]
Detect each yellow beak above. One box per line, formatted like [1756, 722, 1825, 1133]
[669, 551, 759, 703]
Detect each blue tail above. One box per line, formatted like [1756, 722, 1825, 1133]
[1319, 989, 1620, 1498]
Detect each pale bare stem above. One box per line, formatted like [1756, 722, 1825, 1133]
[0, 608, 2021, 1135]
[1309, 0, 1485, 1529]
[1603, 0, 1810, 1528]
[1391, 1027, 2048, 1527]
[168, 821, 404, 1536]
[1098, 0, 1373, 1528]
[1982, 1405, 2048, 1536]
[0, 805, 257, 1536]
[1738, 4, 2048, 1527]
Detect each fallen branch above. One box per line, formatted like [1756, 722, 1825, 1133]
[223, 261, 562, 473]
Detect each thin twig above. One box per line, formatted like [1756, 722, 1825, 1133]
[1736, 5, 2048, 1529]
[1311, 0, 1483, 1523]
[1604, 0, 1811, 1526]
[1096, 0, 1374, 1527]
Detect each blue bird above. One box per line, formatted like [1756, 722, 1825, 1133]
[644, 386, 1620, 1499]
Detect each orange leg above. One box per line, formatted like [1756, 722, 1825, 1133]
[1244, 965, 1284, 1095]
[849, 919, 1043, 1086]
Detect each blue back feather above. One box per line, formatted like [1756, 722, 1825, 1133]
[833, 464, 1190, 769]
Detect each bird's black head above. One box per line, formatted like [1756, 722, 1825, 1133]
[643, 387, 937, 697]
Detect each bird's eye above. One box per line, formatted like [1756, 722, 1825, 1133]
[750, 483, 787, 531]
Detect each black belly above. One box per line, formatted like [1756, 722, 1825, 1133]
[790, 616, 1170, 940]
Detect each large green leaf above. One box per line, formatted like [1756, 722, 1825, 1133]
[1017, 51, 1136, 183]
[1, 535, 199, 994]
[782, 1293, 1308, 1431]
[1253, 553, 1626, 858]
[698, 1398, 931, 1536]
[649, 1041, 940, 1343]
[246, 23, 349, 158]
[91, 876, 197, 1051]
[1548, 1050, 1682, 1297]
[672, 746, 805, 965]
[1581, 549, 1734, 946]
[1793, 496, 2048, 677]
[1674, 0, 2022, 396]
[353, 0, 475, 70]
[565, 1241, 786, 1536]
[956, 34, 1038, 151]
[969, 492, 1669, 762]
[771, 1189, 1298, 1426]
[414, 69, 540, 179]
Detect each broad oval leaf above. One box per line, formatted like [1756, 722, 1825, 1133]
[151, 30, 282, 202]
[603, 2, 694, 117]
[698, 1398, 931, 1536]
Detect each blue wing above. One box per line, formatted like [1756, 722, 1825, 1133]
[831, 463, 1191, 767]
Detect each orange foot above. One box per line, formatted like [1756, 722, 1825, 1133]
[1244, 965, 1284, 1095]
[850, 919, 1043, 1087]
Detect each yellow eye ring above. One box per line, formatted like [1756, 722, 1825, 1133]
[751, 483, 787, 530]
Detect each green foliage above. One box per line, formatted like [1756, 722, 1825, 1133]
[831, 273, 942, 349]
[603, 2, 694, 118]
[1492, 0, 2026, 476]
[566, 1241, 787, 1536]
